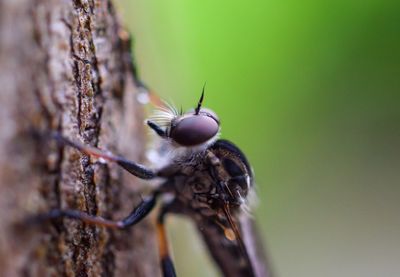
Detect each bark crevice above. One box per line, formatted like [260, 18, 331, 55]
[0, 1, 160, 276]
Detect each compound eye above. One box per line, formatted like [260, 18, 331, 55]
[198, 108, 219, 123]
[170, 115, 219, 146]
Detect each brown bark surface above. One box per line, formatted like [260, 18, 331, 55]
[0, 0, 159, 276]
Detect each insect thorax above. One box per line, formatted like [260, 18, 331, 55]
[158, 140, 252, 218]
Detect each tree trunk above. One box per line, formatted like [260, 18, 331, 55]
[0, 0, 159, 276]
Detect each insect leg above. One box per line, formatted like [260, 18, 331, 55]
[157, 208, 177, 277]
[33, 194, 157, 229]
[51, 132, 156, 179]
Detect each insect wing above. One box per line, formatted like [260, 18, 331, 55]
[194, 140, 269, 277]
[195, 208, 272, 277]
[239, 212, 272, 277]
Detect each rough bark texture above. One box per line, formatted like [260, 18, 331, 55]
[0, 0, 159, 276]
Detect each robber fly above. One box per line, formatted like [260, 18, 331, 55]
[40, 88, 271, 277]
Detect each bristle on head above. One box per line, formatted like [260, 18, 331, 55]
[148, 100, 179, 128]
[195, 83, 206, 115]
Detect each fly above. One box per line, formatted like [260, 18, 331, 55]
[37, 88, 271, 277]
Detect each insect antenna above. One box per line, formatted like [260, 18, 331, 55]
[194, 83, 206, 115]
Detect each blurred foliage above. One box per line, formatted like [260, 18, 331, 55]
[117, 1, 400, 276]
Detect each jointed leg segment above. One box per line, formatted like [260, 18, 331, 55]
[42, 133, 178, 276]
[51, 132, 156, 179]
[157, 207, 177, 277]
[36, 194, 157, 229]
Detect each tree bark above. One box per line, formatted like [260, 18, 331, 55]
[0, 0, 159, 276]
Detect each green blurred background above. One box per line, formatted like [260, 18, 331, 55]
[117, 1, 400, 276]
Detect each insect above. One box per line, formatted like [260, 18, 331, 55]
[40, 88, 271, 277]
